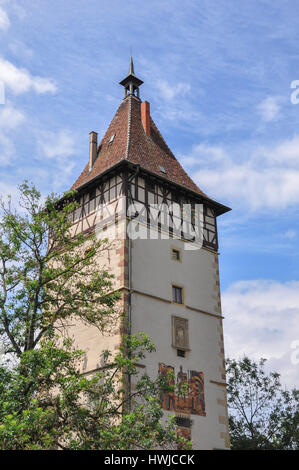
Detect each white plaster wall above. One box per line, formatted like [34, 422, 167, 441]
[131, 237, 228, 449]
[67, 318, 121, 373]
[63, 220, 127, 374]
[131, 238, 220, 315]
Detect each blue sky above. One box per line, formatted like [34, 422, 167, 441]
[0, 0, 298, 387]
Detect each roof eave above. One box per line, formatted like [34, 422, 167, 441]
[74, 160, 231, 216]
[126, 162, 231, 216]
[119, 74, 144, 87]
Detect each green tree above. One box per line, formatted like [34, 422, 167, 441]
[0, 334, 186, 450]
[226, 356, 299, 450]
[0, 182, 188, 450]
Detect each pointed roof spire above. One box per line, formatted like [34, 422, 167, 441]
[129, 56, 135, 75]
[120, 56, 143, 99]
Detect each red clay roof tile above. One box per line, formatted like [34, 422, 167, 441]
[71, 95, 205, 196]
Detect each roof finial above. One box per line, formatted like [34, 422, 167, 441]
[119, 56, 143, 100]
[129, 55, 135, 76]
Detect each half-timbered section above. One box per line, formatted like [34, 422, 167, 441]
[69, 169, 126, 238]
[69, 163, 222, 251]
[126, 169, 220, 250]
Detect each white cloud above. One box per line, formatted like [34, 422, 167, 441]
[156, 79, 191, 102]
[0, 6, 9, 31]
[0, 180, 19, 206]
[0, 57, 57, 95]
[0, 104, 25, 166]
[181, 136, 299, 210]
[8, 40, 33, 59]
[139, 57, 192, 103]
[222, 280, 299, 388]
[37, 130, 76, 188]
[10, 2, 26, 21]
[0, 104, 25, 129]
[38, 130, 76, 159]
[0, 132, 14, 165]
[283, 229, 296, 239]
[257, 96, 281, 122]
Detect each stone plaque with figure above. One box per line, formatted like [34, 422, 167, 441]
[172, 316, 189, 350]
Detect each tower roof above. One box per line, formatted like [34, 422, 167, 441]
[71, 61, 230, 215]
[71, 95, 204, 195]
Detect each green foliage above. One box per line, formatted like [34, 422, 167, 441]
[0, 334, 189, 450]
[226, 356, 299, 450]
[0, 181, 120, 356]
[0, 182, 189, 450]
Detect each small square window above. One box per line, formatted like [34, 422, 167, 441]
[175, 416, 191, 428]
[172, 286, 183, 304]
[177, 349, 185, 358]
[172, 249, 180, 261]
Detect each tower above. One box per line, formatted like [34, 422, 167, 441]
[68, 58, 231, 450]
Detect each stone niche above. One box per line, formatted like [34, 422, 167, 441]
[172, 316, 189, 350]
